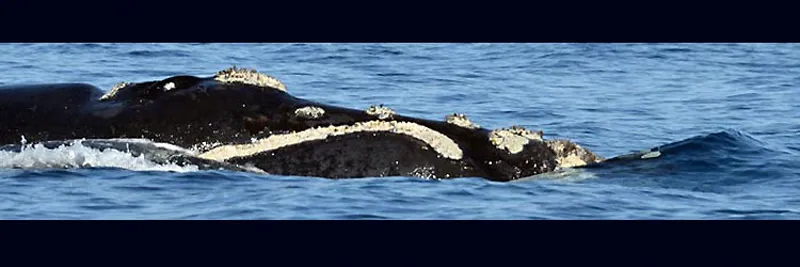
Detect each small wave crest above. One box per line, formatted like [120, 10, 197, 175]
[0, 140, 200, 173]
[582, 129, 795, 192]
[595, 129, 786, 165]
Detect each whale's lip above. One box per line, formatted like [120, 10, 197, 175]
[197, 120, 465, 162]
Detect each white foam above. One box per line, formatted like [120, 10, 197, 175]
[101, 138, 199, 155]
[0, 140, 200, 172]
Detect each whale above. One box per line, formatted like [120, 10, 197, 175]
[0, 67, 607, 181]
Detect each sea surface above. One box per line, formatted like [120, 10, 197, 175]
[0, 43, 798, 219]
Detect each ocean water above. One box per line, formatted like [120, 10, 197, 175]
[0, 43, 798, 219]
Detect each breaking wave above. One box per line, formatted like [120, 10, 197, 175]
[0, 139, 201, 173]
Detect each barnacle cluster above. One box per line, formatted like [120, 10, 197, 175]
[366, 105, 396, 120]
[214, 66, 287, 92]
[445, 113, 480, 129]
[294, 106, 326, 119]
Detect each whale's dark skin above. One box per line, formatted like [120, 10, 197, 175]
[0, 70, 601, 181]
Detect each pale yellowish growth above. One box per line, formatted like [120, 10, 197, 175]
[445, 113, 480, 129]
[214, 66, 287, 92]
[99, 82, 132, 101]
[545, 139, 605, 169]
[489, 125, 544, 154]
[366, 105, 396, 120]
[198, 120, 463, 161]
[294, 106, 326, 119]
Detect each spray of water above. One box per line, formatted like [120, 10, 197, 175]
[0, 137, 200, 172]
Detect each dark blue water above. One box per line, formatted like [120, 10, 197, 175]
[1, 43, 798, 219]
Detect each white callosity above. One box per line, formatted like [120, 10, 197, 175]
[294, 106, 326, 120]
[198, 120, 464, 161]
[214, 66, 287, 92]
[366, 105, 396, 120]
[445, 113, 480, 129]
[489, 125, 544, 154]
[99, 82, 133, 101]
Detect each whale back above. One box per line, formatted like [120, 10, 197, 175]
[0, 83, 107, 145]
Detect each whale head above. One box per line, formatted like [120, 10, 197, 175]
[94, 67, 296, 150]
[88, 67, 606, 181]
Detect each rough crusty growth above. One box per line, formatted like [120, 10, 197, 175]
[489, 125, 544, 154]
[198, 120, 463, 161]
[99, 82, 132, 101]
[214, 66, 287, 92]
[294, 106, 326, 119]
[366, 105, 396, 120]
[506, 125, 543, 141]
[445, 113, 480, 129]
[545, 139, 605, 169]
